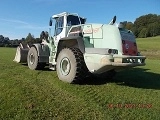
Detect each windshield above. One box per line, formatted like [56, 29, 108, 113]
[67, 15, 85, 26]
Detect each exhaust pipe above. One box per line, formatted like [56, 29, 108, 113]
[13, 43, 30, 63]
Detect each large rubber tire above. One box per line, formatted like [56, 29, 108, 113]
[56, 48, 88, 83]
[27, 47, 45, 70]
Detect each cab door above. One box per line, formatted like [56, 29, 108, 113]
[49, 16, 66, 65]
[54, 16, 66, 46]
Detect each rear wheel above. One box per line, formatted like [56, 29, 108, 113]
[27, 47, 45, 70]
[56, 48, 88, 83]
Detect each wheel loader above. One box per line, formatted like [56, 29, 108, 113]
[14, 12, 146, 83]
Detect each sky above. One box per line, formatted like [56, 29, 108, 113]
[0, 0, 160, 40]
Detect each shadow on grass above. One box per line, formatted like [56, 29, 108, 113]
[21, 63, 28, 66]
[80, 73, 115, 85]
[21, 64, 52, 71]
[82, 68, 160, 90]
[21, 63, 160, 89]
[114, 68, 160, 90]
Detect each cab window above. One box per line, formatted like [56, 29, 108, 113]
[54, 16, 64, 36]
[67, 15, 85, 26]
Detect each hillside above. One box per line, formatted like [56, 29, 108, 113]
[137, 36, 160, 59]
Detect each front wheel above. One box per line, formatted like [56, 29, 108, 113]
[56, 48, 88, 83]
[27, 47, 45, 70]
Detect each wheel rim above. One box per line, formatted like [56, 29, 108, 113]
[29, 53, 35, 65]
[60, 57, 71, 76]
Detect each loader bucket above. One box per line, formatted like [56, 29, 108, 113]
[13, 43, 30, 63]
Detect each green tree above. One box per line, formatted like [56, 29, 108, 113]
[134, 14, 160, 37]
[0, 35, 4, 43]
[35, 38, 41, 43]
[125, 22, 134, 30]
[139, 28, 148, 38]
[25, 33, 35, 44]
[148, 22, 160, 37]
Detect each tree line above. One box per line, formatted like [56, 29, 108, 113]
[0, 33, 42, 47]
[124, 13, 160, 38]
[0, 13, 159, 47]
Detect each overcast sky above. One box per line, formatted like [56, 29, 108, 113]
[0, 0, 159, 39]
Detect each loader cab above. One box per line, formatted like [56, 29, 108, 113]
[49, 12, 86, 45]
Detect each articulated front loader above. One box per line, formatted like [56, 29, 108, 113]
[14, 12, 146, 83]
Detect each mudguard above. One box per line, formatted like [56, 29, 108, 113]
[32, 43, 50, 63]
[55, 36, 85, 61]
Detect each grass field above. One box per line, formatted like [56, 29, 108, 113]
[0, 37, 160, 120]
[137, 36, 160, 59]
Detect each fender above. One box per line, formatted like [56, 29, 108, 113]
[55, 36, 85, 61]
[32, 43, 50, 63]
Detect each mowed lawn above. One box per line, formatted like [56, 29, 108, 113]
[137, 36, 160, 59]
[0, 37, 160, 120]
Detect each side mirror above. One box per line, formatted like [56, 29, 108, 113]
[49, 19, 52, 26]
